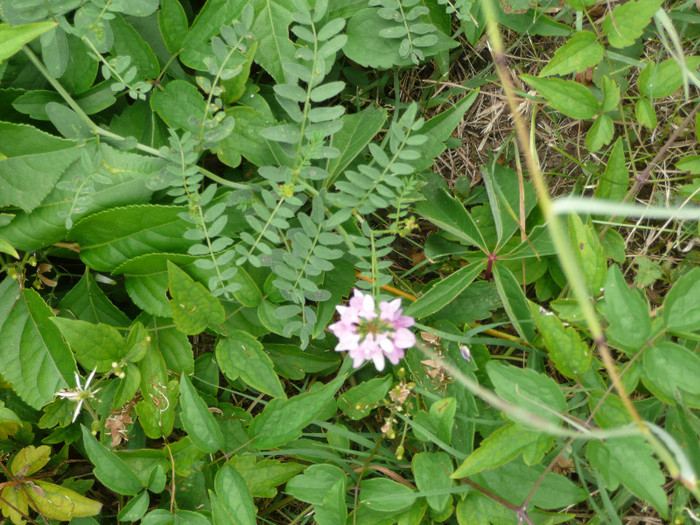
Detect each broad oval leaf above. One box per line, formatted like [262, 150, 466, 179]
[80, 426, 143, 495]
[179, 374, 224, 453]
[521, 75, 599, 119]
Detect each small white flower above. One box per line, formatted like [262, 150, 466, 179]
[55, 369, 100, 423]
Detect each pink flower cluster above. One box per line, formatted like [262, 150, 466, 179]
[329, 289, 416, 371]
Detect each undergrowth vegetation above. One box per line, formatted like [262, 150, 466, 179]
[0, 0, 699, 523]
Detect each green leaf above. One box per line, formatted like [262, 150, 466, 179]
[31, 480, 102, 520]
[414, 188, 486, 249]
[473, 458, 586, 510]
[452, 423, 547, 478]
[568, 214, 606, 296]
[0, 279, 76, 409]
[217, 105, 277, 168]
[249, 374, 345, 449]
[159, 0, 189, 53]
[61, 34, 99, 95]
[0, 122, 81, 212]
[179, 374, 224, 453]
[338, 375, 392, 420]
[601, 229, 626, 263]
[250, 0, 297, 83]
[40, 27, 68, 77]
[51, 318, 126, 373]
[150, 80, 206, 133]
[180, 0, 245, 70]
[412, 452, 453, 512]
[58, 270, 131, 327]
[0, 145, 161, 252]
[327, 107, 387, 183]
[287, 464, 347, 504]
[663, 267, 700, 332]
[228, 455, 304, 498]
[0, 236, 18, 259]
[138, 313, 194, 374]
[222, 41, 258, 104]
[635, 98, 657, 129]
[315, 478, 347, 525]
[216, 332, 285, 398]
[113, 363, 141, 409]
[167, 261, 225, 335]
[533, 307, 591, 378]
[117, 491, 149, 522]
[642, 342, 700, 406]
[638, 56, 700, 99]
[406, 261, 486, 319]
[587, 437, 668, 518]
[360, 478, 416, 513]
[585, 114, 614, 153]
[344, 8, 457, 69]
[0, 21, 56, 61]
[521, 75, 599, 119]
[213, 465, 256, 525]
[602, 0, 663, 48]
[493, 265, 535, 342]
[11, 445, 51, 476]
[602, 265, 650, 351]
[486, 361, 566, 426]
[111, 14, 160, 79]
[456, 492, 515, 525]
[412, 397, 456, 445]
[70, 205, 193, 272]
[595, 138, 628, 201]
[633, 257, 663, 288]
[540, 31, 604, 77]
[80, 425, 143, 495]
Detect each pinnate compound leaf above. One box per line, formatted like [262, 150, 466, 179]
[0, 279, 76, 409]
[249, 374, 345, 449]
[212, 465, 256, 525]
[80, 425, 143, 495]
[179, 374, 224, 453]
[602, 0, 663, 48]
[0, 21, 56, 61]
[662, 267, 700, 332]
[602, 265, 650, 351]
[521, 75, 599, 119]
[70, 205, 194, 272]
[52, 318, 126, 372]
[540, 31, 603, 77]
[587, 437, 668, 519]
[216, 332, 285, 398]
[0, 122, 81, 212]
[167, 261, 225, 335]
[29, 480, 102, 520]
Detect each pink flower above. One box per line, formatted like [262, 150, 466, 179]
[328, 289, 415, 371]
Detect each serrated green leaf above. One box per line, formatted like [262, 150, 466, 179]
[633, 257, 662, 288]
[540, 31, 603, 77]
[602, 265, 650, 351]
[533, 307, 591, 378]
[0, 21, 56, 61]
[587, 437, 668, 518]
[179, 374, 224, 453]
[642, 342, 700, 406]
[595, 138, 628, 201]
[568, 214, 606, 296]
[80, 425, 143, 495]
[216, 332, 285, 398]
[0, 279, 76, 409]
[521, 75, 599, 119]
[52, 318, 126, 372]
[663, 267, 700, 332]
[70, 205, 193, 272]
[602, 0, 663, 48]
[111, 14, 160, 79]
[168, 261, 225, 335]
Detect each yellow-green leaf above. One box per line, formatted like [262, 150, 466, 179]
[521, 75, 599, 119]
[29, 481, 102, 520]
[0, 21, 56, 62]
[602, 0, 663, 48]
[11, 445, 51, 477]
[540, 31, 603, 77]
